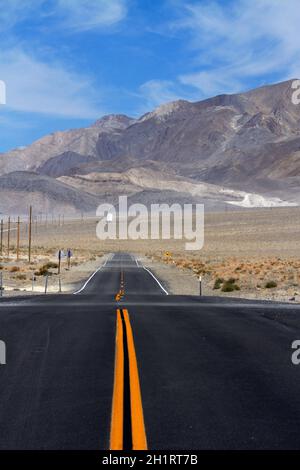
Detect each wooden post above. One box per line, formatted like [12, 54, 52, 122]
[28, 206, 32, 263]
[0, 219, 3, 257]
[44, 275, 49, 294]
[16, 216, 20, 261]
[58, 250, 61, 275]
[199, 276, 202, 296]
[7, 216, 10, 259]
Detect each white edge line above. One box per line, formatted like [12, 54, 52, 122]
[130, 253, 139, 267]
[142, 266, 169, 295]
[73, 253, 112, 295]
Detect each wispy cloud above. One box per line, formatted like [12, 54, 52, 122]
[0, 0, 127, 33]
[1, 49, 102, 118]
[56, 0, 128, 32]
[0, 1, 128, 119]
[171, 0, 300, 97]
[0, 0, 43, 31]
[138, 79, 189, 110]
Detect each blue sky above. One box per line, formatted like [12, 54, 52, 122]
[1, 0, 300, 152]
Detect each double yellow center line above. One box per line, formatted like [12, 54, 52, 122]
[115, 271, 125, 301]
[110, 309, 148, 450]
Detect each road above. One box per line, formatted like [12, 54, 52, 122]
[0, 252, 300, 450]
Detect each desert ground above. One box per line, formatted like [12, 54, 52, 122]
[0, 206, 299, 302]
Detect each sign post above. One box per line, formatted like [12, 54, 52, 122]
[67, 249, 73, 270]
[32, 274, 36, 292]
[58, 250, 62, 275]
[44, 275, 49, 294]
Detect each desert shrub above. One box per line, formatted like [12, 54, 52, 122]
[265, 281, 277, 289]
[221, 282, 236, 292]
[213, 278, 224, 290]
[43, 262, 58, 270]
[35, 265, 53, 276]
[16, 274, 26, 281]
[10, 266, 20, 273]
[221, 278, 241, 292]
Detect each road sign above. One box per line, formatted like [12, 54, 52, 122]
[56, 250, 66, 259]
[67, 249, 73, 269]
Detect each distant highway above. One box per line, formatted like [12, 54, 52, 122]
[0, 252, 300, 450]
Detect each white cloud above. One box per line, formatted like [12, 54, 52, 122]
[139, 80, 185, 109]
[0, 1, 128, 118]
[172, 0, 300, 96]
[0, 0, 127, 34]
[0, 49, 102, 118]
[0, 0, 43, 31]
[56, 0, 127, 32]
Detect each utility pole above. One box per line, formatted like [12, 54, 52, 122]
[7, 216, 10, 259]
[16, 216, 20, 261]
[28, 206, 32, 263]
[0, 219, 3, 257]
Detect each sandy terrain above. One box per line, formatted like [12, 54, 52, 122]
[0, 207, 299, 301]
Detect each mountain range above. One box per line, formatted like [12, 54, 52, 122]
[0, 79, 300, 215]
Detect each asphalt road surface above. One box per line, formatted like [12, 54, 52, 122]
[1, 252, 300, 450]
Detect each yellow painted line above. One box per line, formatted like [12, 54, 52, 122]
[110, 310, 124, 450]
[115, 271, 125, 302]
[123, 309, 148, 450]
[110, 309, 147, 451]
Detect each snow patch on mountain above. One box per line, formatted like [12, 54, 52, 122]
[227, 193, 297, 208]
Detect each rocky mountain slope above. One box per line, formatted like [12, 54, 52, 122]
[0, 79, 299, 215]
